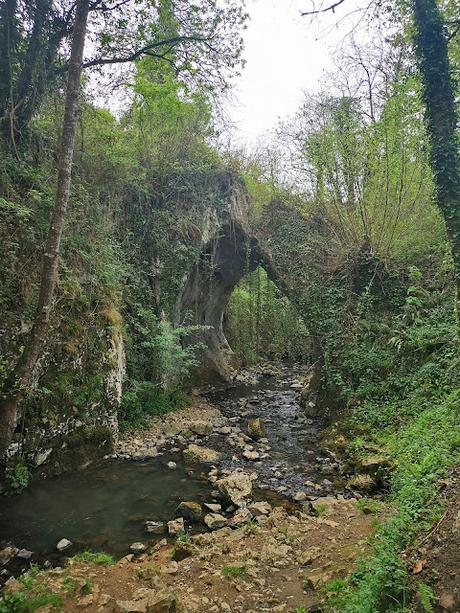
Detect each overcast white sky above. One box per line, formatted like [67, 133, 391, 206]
[228, 0, 365, 143]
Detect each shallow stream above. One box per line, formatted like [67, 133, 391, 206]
[0, 457, 210, 562]
[0, 365, 344, 575]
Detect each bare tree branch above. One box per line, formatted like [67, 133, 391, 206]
[301, 0, 348, 17]
[82, 35, 212, 68]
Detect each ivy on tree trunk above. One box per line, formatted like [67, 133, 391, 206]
[412, 0, 460, 318]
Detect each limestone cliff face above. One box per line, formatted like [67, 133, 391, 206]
[177, 179, 294, 381]
[3, 329, 125, 480]
[106, 332, 126, 443]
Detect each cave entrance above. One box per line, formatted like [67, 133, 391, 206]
[224, 266, 309, 367]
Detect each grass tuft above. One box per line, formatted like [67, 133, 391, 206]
[221, 564, 246, 578]
[73, 550, 115, 565]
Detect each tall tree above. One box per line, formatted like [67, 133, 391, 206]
[0, 0, 71, 146]
[412, 0, 460, 316]
[300, 0, 460, 316]
[0, 0, 246, 149]
[0, 0, 90, 456]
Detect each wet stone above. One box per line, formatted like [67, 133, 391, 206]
[129, 542, 147, 554]
[16, 549, 33, 560]
[145, 521, 165, 534]
[56, 538, 72, 552]
[177, 501, 202, 522]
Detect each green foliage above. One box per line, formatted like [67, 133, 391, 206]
[417, 582, 436, 612]
[328, 389, 460, 612]
[120, 305, 203, 429]
[73, 550, 115, 565]
[80, 580, 93, 596]
[176, 532, 192, 543]
[120, 382, 188, 430]
[0, 54, 223, 449]
[0, 591, 62, 613]
[6, 458, 30, 491]
[221, 564, 246, 578]
[62, 577, 78, 593]
[226, 267, 309, 365]
[245, 519, 260, 534]
[0, 566, 62, 612]
[411, 0, 460, 284]
[319, 246, 457, 414]
[314, 503, 330, 516]
[355, 499, 381, 514]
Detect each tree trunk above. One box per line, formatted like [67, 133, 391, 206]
[412, 0, 460, 319]
[0, 0, 19, 143]
[14, 0, 53, 136]
[0, 0, 90, 458]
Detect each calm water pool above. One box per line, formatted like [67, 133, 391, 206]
[0, 456, 211, 559]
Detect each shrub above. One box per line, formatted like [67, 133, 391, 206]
[6, 458, 30, 491]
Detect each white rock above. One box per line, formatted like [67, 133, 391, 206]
[217, 471, 253, 506]
[293, 491, 307, 502]
[167, 517, 185, 536]
[204, 503, 222, 512]
[16, 549, 33, 560]
[248, 501, 272, 516]
[243, 450, 260, 461]
[189, 421, 213, 436]
[34, 448, 52, 467]
[183, 444, 220, 464]
[56, 538, 72, 552]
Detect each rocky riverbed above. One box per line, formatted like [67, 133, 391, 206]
[1, 364, 385, 608]
[2, 492, 381, 612]
[116, 364, 356, 502]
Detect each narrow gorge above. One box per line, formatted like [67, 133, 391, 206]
[0, 0, 459, 611]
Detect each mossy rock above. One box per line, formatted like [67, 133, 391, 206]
[37, 425, 114, 478]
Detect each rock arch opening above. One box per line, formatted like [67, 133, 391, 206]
[179, 222, 306, 380]
[224, 266, 309, 367]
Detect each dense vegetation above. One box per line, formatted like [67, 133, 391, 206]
[0, 0, 459, 611]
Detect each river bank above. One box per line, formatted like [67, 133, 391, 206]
[0, 364, 389, 611]
[2, 495, 379, 612]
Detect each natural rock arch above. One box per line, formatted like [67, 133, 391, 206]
[178, 221, 282, 380]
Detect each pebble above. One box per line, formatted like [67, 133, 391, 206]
[167, 461, 177, 469]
